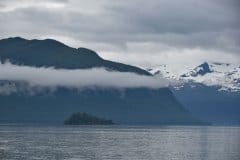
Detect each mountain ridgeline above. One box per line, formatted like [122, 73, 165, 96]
[0, 37, 205, 125]
[0, 37, 150, 75]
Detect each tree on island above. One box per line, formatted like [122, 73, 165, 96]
[64, 112, 114, 125]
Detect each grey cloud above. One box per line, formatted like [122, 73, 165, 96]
[0, 0, 239, 67]
[0, 1, 239, 48]
[0, 4, 5, 9]
[131, 0, 238, 33]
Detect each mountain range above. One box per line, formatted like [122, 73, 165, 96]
[1, 37, 239, 125]
[148, 62, 240, 92]
[0, 37, 203, 125]
[148, 62, 240, 125]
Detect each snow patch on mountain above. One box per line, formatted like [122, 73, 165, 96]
[147, 62, 240, 92]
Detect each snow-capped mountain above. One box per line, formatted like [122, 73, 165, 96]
[147, 62, 240, 92]
[147, 62, 240, 124]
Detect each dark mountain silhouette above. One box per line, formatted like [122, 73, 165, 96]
[0, 37, 150, 75]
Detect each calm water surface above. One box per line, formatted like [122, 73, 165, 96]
[0, 125, 239, 160]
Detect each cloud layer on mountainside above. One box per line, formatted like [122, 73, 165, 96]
[0, 62, 169, 95]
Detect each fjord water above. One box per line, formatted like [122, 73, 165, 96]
[0, 125, 239, 160]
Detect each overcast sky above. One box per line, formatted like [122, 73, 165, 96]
[0, 0, 239, 69]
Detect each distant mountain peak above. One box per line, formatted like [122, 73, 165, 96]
[147, 62, 240, 92]
[37, 38, 69, 47]
[0, 37, 28, 45]
[181, 62, 213, 78]
[1, 37, 69, 49]
[188, 62, 213, 77]
[5, 37, 27, 41]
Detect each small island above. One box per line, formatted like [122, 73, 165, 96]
[64, 112, 114, 125]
